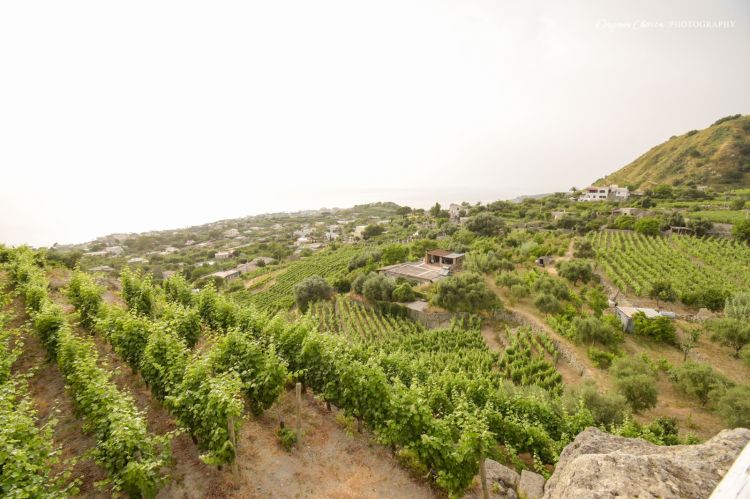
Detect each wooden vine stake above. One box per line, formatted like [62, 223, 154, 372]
[479, 456, 489, 499]
[228, 417, 238, 478]
[295, 382, 302, 439]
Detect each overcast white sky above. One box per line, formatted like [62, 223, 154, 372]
[1, 0, 749, 247]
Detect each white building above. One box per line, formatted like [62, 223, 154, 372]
[578, 185, 629, 202]
[449, 203, 461, 221]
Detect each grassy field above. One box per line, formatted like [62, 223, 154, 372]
[691, 209, 749, 224]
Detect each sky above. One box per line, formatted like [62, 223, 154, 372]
[1, 0, 749, 247]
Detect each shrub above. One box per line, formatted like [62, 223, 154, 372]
[680, 287, 728, 311]
[465, 212, 505, 237]
[533, 293, 561, 314]
[531, 275, 570, 300]
[632, 313, 676, 344]
[733, 220, 750, 244]
[572, 317, 622, 346]
[294, 276, 333, 313]
[715, 385, 750, 428]
[563, 380, 628, 426]
[557, 260, 594, 284]
[587, 347, 617, 369]
[509, 284, 529, 300]
[431, 272, 501, 313]
[710, 317, 750, 358]
[609, 355, 659, 411]
[672, 361, 727, 406]
[362, 274, 396, 302]
[616, 374, 658, 412]
[648, 281, 677, 304]
[634, 217, 661, 237]
[392, 283, 415, 303]
[277, 426, 298, 451]
[573, 239, 595, 258]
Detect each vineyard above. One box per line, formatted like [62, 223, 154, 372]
[590, 230, 750, 304]
[247, 247, 359, 313]
[307, 296, 423, 342]
[498, 328, 562, 395]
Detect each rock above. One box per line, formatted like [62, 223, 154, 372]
[485, 459, 521, 488]
[518, 470, 545, 499]
[543, 427, 750, 499]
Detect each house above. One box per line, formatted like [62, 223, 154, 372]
[215, 250, 234, 260]
[424, 250, 465, 270]
[615, 306, 661, 332]
[449, 203, 461, 221]
[210, 269, 241, 281]
[579, 185, 629, 202]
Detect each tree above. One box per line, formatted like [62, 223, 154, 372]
[362, 274, 396, 302]
[293, 275, 332, 312]
[429, 202, 442, 218]
[380, 244, 409, 266]
[679, 328, 701, 362]
[465, 212, 505, 237]
[563, 380, 628, 426]
[632, 313, 676, 344]
[672, 361, 726, 406]
[634, 217, 661, 237]
[557, 259, 594, 284]
[573, 239, 595, 258]
[709, 318, 750, 358]
[431, 272, 501, 313]
[362, 224, 385, 240]
[715, 385, 750, 428]
[609, 356, 659, 412]
[584, 288, 608, 317]
[392, 282, 416, 302]
[652, 184, 673, 199]
[648, 280, 677, 307]
[733, 220, 750, 244]
[725, 292, 750, 322]
[615, 374, 658, 413]
[571, 316, 622, 346]
[533, 292, 561, 314]
[687, 218, 713, 237]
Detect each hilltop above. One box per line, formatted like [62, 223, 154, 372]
[595, 114, 750, 190]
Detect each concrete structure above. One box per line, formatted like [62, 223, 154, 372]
[615, 306, 660, 332]
[89, 265, 114, 273]
[449, 203, 461, 221]
[424, 249, 465, 269]
[210, 269, 241, 281]
[379, 261, 448, 284]
[215, 250, 234, 259]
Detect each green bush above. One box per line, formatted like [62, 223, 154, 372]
[634, 217, 661, 237]
[277, 426, 298, 451]
[431, 272, 501, 313]
[672, 361, 727, 406]
[632, 313, 676, 344]
[392, 283, 416, 303]
[557, 260, 594, 284]
[616, 374, 658, 412]
[587, 347, 617, 369]
[533, 293, 561, 314]
[293, 275, 333, 313]
[715, 385, 750, 428]
[563, 380, 628, 425]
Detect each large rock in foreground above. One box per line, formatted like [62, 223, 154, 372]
[544, 427, 750, 499]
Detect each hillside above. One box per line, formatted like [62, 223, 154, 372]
[596, 114, 750, 190]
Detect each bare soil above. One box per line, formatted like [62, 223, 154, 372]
[161, 389, 437, 499]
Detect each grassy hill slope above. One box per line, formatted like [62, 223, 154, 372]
[596, 114, 750, 190]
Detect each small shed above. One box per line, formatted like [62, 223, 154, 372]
[535, 255, 554, 267]
[424, 250, 465, 270]
[615, 306, 660, 333]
